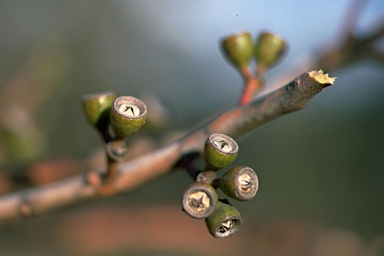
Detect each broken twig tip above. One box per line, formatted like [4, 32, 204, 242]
[308, 70, 336, 85]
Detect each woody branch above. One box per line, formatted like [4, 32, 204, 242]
[0, 71, 334, 223]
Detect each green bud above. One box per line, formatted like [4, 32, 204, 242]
[254, 32, 286, 68]
[221, 31, 253, 69]
[205, 200, 242, 238]
[110, 96, 147, 139]
[220, 166, 259, 201]
[82, 91, 116, 132]
[203, 134, 238, 171]
[182, 182, 218, 219]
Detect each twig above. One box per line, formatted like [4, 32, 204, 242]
[341, 0, 370, 35]
[0, 71, 335, 223]
[317, 0, 384, 71]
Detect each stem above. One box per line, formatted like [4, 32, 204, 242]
[101, 129, 113, 144]
[239, 66, 263, 106]
[255, 64, 266, 81]
[176, 153, 200, 179]
[104, 140, 128, 183]
[106, 155, 119, 181]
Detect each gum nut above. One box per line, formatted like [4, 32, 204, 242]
[254, 31, 286, 68]
[220, 166, 259, 201]
[82, 91, 116, 131]
[205, 200, 242, 238]
[203, 133, 239, 171]
[182, 182, 218, 219]
[110, 96, 147, 139]
[221, 31, 253, 69]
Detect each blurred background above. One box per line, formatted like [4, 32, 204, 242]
[0, 0, 383, 255]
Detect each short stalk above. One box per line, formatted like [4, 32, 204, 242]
[104, 139, 129, 183]
[196, 170, 217, 184]
[255, 64, 266, 82]
[106, 155, 119, 182]
[100, 130, 113, 144]
[176, 154, 200, 180]
[211, 178, 221, 189]
[239, 66, 263, 106]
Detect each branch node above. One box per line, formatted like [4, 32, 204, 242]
[18, 199, 34, 218]
[84, 171, 102, 187]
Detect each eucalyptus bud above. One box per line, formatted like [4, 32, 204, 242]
[110, 96, 147, 139]
[82, 91, 116, 133]
[221, 31, 254, 70]
[220, 166, 259, 201]
[254, 32, 286, 68]
[205, 200, 242, 238]
[203, 134, 238, 171]
[182, 182, 218, 219]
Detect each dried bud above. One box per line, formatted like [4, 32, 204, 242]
[254, 32, 286, 68]
[221, 31, 253, 69]
[182, 182, 218, 219]
[220, 166, 259, 201]
[205, 200, 242, 238]
[203, 134, 238, 171]
[110, 96, 147, 139]
[82, 91, 116, 132]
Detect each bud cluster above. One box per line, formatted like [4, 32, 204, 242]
[221, 31, 287, 71]
[82, 92, 148, 175]
[181, 133, 259, 238]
